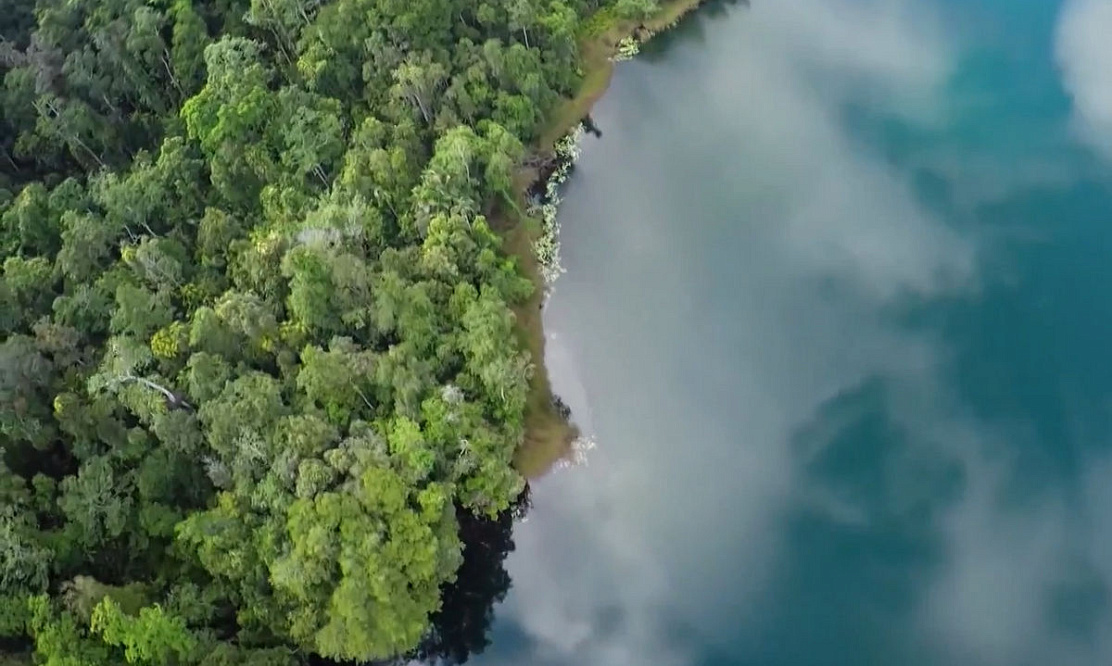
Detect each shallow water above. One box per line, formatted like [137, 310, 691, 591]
[476, 1, 1112, 664]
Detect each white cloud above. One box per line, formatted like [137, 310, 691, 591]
[917, 442, 1071, 665]
[911, 429, 1112, 666]
[476, 1, 968, 665]
[470, 3, 1112, 665]
[696, 0, 972, 302]
[1056, 0, 1112, 159]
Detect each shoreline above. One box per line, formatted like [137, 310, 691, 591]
[505, 0, 714, 478]
[539, 0, 715, 152]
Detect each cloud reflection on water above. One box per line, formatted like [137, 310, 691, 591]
[472, 1, 1112, 665]
[1056, 0, 1112, 160]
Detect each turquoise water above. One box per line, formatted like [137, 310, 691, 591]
[474, 1, 1112, 664]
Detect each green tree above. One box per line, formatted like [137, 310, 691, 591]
[169, 0, 209, 96]
[0, 500, 52, 598]
[26, 596, 114, 666]
[0, 336, 56, 449]
[270, 466, 463, 661]
[245, 0, 321, 63]
[1, 182, 63, 257]
[57, 456, 135, 551]
[274, 87, 345, 186]
[90, 599, 197, 665]
[296, 340, 375, 426]
[392, 53, 448, 126]
[181, 37, 277, 208]
[615, 0, 659, 19]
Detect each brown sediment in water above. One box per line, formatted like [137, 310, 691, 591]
[503, 0, 718, 479]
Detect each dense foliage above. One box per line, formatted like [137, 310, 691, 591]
[0, 0, 651, 661]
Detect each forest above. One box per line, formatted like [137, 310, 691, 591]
[0, 0, 659, 662]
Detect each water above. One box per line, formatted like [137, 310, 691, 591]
[474, 0, 1112, 664]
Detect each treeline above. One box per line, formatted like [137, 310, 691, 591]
[0, 0, 657, 663]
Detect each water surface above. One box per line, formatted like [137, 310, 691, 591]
[477, 1, 1112, 664]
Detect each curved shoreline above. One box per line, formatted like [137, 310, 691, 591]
[506, 0, 718, 478]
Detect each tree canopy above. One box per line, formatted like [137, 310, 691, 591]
[0, 0, 605, 660]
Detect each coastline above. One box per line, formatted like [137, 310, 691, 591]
[539, 0, 714, 152]
[505, 0, 713, 478]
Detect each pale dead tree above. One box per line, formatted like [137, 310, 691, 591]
[202, 456, 232, 488]
[131, 7, 184, 98]
[440, 384, 464, 405]
[451, 138, 473, 182]
[508, 0, 535, 48]
[117, 374, 194, 411]
[33, 96, 106, 168]
[26, 33, 63, 95]
[0, 37, 26, 68]
[393, 56, 447, 125]
[351, 383, 374, 411]
[89, 338, 191, 411]
[244, 0, 316, 67]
